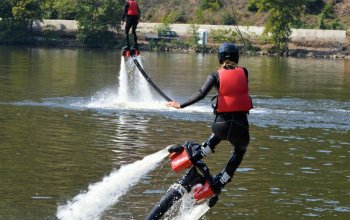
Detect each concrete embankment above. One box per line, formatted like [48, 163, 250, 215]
[32, 20, 350, 59]
[33, 19, 348, 43]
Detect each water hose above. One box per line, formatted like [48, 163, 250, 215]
[132, 57, 172, 102]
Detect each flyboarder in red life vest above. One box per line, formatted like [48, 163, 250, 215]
[122, 0, 140, 50]
[146, 43, 253, 219]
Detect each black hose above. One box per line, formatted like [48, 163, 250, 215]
[132, 58, 172, 102]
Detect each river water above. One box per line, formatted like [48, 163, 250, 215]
[0, 46, 349, 220]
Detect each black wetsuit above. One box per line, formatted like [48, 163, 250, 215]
[180, 67, 251, 177]
[122, 1, 140, 49]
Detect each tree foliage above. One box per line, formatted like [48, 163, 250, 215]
[0, 0, 43, 43]
[256, 0, 305, 52]
[0, 0, 124, 46]
[76, 0, 123, 47]
[42, 0, 78, 19]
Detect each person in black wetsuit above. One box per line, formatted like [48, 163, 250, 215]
[145, 42, 253, 220]
[122, 0, 140, 49]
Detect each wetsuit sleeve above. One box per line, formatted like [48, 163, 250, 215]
[122, 3, 129, 21]
[180, 72, 218, 109]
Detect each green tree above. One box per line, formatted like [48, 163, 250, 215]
[12, 0, 43, 37]
[257, 0, 305, 52]
[76, 0, 123, 47]
[0, 0, 43, 43]
[42, 0, 78, 19]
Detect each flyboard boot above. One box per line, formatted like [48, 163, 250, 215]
[121, 46, 139, 58]
[145, 143, 219, 220]
[168, 142, 218, 202]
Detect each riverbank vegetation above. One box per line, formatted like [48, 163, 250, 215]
[0, 0, 349, 57]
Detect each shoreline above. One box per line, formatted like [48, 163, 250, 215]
[1, 20, 349, 59]
[2, 37, 349, 60]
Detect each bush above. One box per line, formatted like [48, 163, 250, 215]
[41, 25, 61, 45]
[209, 29, 239, 45]
[222, 12, 236, 25]
[247, 0, 259, 12]
[322, 2, 334, 19]
[305, 0, 324, 14]
[0, 19, 30, 43]
[186, 23, 199, 46]
[77, 23, 116, 47]
[199, 0, 221, 10]
[331, 20, 346, 30]
[155, 22, 172, 34]
[195, 8, 205, 24]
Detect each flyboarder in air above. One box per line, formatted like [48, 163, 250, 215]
[146, 42, 253, 219]
[122, 0, 140, 51]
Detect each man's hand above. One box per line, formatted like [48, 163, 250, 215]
[166, 100, 181, 109]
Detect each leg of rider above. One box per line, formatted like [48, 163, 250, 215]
[223, 146, 247, 178]
[202, 133, 221, 156]
[214, 113, 250, 186]
[191, 133, 221, 162]
[124, 20, 132, 49]
[131, 20, 138, 49]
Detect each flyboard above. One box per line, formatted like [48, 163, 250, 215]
[145, 144, 218, 220]
[121, 47, 172, 102]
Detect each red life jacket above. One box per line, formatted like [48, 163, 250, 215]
[217, 67, 252, 113]
[127, 0, 139, 16]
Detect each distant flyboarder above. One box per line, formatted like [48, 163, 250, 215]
[122, 0, 140, 50]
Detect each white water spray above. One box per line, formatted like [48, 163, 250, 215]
[173, 203, 210, 220]
[57, 148, 169, 220]
[164, 188, 211, 220]
[116, 56, 128, 102]
[134, 56, 154, 101]
[117, 56, 154, 103]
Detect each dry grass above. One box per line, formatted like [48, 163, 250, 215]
[138, 0, 348, 30]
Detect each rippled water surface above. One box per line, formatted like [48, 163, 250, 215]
[0, 46, 349, 220]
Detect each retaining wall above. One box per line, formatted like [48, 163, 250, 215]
[33, 20, 348, 43]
